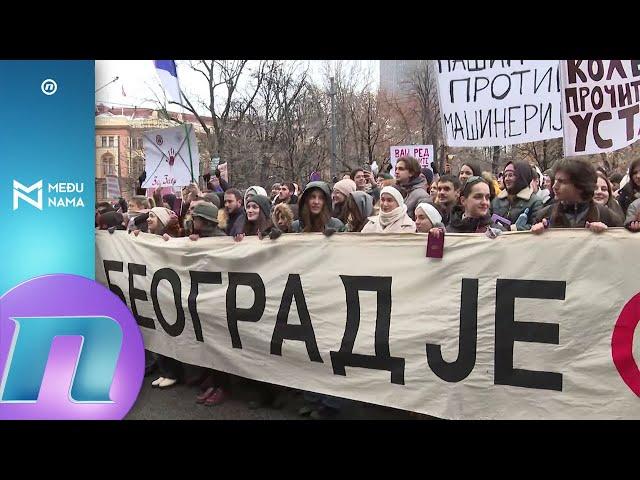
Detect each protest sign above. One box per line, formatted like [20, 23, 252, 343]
[96, 229, 640, 419]
[105, 175, 120, 199]
[435, 60, 563, 147]
[390, 145, 434, 170]
[561, 60, 640, 156]
[141, 124, 199, 188]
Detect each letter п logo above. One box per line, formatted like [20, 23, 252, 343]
[0, 274, 144, 419]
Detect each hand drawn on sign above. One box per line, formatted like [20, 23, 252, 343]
[143, 127, 192, 185]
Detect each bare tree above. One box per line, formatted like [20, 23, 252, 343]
[408, 61, 444, 172]
[154, 60, 267, 166]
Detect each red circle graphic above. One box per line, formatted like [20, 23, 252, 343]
[611, 292, 640, 397]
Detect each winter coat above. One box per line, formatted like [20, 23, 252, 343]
[437, 203, 455, 227]
[617, 182, 640, 214]
[399, 176, 431, 221]
[224, 207, 246, 236]
[361, 212, 416, 233]
[446, 206, 499, 233]
[271, 203, 295, 233]
[624, 198, 640, 226]
[602, 198, 626, 226]
[535, 201, 623, 228]
[491, 187, 543, 230]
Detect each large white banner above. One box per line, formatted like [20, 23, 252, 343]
[96, 230, 640, 419]
[561, 60, 640, 157]
[141, 125, 199, 188]
[435, 60, 563, 147]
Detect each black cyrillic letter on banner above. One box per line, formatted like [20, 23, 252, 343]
[103, 260, 126, 304]
[426, 278, 478, 382]
[226, 272, 266, 349]
[189, 271, 222, 342]
[495, 279, 565, 391]
[128, 263, 155, 329]
[330, 276, 405, 385]
[151, 268, 185, 337]
[270, 274, 322, 362]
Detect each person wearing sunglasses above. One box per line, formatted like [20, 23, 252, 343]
[491, 161, 543, 230]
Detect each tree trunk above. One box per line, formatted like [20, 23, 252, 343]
[492, 146, 501, 175]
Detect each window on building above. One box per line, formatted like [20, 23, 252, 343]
[108, 136, 115, 147]
[101, 136, 108, 147]
[102, 153, 115, 176]
[132, 156, 144, 178]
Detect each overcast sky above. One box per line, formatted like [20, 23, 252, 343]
[96, 60, 380, 114]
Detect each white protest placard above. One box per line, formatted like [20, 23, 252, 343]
[561, 60, 640, 157]
[390, 145, 434, 170]
[141, 124, 199, 188]
[435, 60, 563, 147]
[96, 229, 640, 420]
[105, 175, 120, 199]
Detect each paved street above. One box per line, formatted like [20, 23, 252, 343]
[126, 374, 428, 420]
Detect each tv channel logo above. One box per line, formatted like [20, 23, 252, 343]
[12, 179, 87, 210]
[0, 274, 144, 419]
[13, 180, 43, 210]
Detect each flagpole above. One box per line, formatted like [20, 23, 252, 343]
[184, 123, 195, 183]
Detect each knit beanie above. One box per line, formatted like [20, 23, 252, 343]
[246, 194, 272, 219]
[415, 202, 442, 225]
[380, 185, 405, 207]
[333, 179, 357, 198]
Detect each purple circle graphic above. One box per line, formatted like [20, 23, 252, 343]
[0, 274, 144, 419]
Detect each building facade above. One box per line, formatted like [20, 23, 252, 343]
[379, 60, 425, 98]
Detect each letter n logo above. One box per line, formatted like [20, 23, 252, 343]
[12, 180, 43, 210]
[0, 316, 123, 403]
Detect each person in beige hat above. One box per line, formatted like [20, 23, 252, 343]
[331, 178, 357, 223]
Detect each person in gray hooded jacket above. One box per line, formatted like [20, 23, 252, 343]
[291, 181, 345, 233]
[342, 190, 374, 232]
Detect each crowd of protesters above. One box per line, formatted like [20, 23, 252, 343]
[96, 156, 640, 418]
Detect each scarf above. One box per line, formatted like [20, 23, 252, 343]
[378, 204, 407, 229]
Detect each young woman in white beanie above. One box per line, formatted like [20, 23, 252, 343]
[361, 186, 416, 233]
[414, 202, 444, 233]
